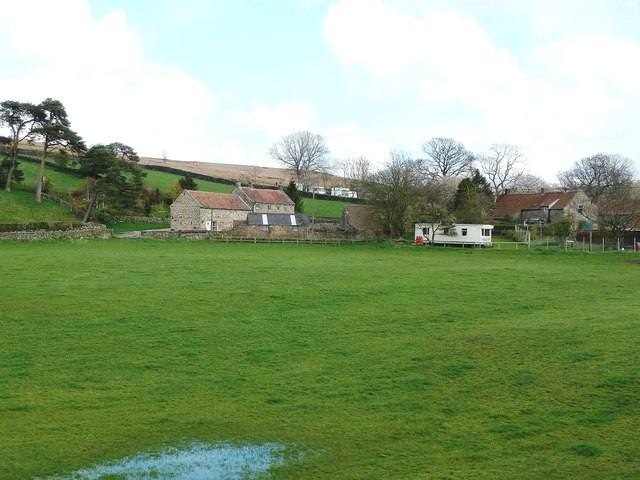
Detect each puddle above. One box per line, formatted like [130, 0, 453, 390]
[39, 441, 293, 480]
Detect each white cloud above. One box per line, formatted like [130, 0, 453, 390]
[0, 0, 216, 161]
[210, 140, 247, 164]
[322, 0, 640, 180]
[229, 102, 317, 137]
[323, 124, 390, 167]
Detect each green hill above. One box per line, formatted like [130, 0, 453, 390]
[2, 157, 355, 223]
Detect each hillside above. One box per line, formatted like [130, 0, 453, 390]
[139, 157, 304, 186]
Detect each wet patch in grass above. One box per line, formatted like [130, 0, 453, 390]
[39, 442, 297, 480]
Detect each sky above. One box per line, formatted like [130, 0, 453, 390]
[1, 0, 639, 182]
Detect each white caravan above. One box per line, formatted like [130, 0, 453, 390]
[415, 223, 493, 247]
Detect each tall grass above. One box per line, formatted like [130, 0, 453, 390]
[1, 242, 638, 479]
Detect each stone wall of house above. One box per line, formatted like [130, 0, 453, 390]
[564, 191, 592, 222]
[170, 193, 201, 230]
[198, 208, 249, 231]
[0, 224, 111, 241]
[252, 203, 294, 214]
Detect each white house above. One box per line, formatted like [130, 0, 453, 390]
[415, 223, 494, 247]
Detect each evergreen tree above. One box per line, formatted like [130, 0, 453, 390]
[284, 180, 304, 213]
[178, 174, 198, 190]
[453, 170, 494, 223]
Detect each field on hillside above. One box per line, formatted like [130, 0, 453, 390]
[9, 158, 356, 220]
[1, 242, 638, 479]
[0, 189, 78, 223]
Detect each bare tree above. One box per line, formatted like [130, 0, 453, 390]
[269, 130, 329, 189]
[420, 137, 474, 180]
[596, 181, 640, 240]
[368, 151, 422, 238]
[341, 155, 373, 199]
[510, 172, 548, 192]
[558, 153, 635, 203]
[479, 143, 525, 198]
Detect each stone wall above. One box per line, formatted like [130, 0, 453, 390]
[0, 224, 111, 241]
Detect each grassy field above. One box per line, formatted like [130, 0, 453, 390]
[0, 189, 78, 223]
[1, 241, 638, 479]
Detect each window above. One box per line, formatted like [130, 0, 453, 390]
[461, 228, 468, 236]
[268, 204, 272, 211]
[482, 228, 491, 236]
[422, 227, 429, 236]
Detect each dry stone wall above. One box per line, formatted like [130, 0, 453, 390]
[0, 224, 111, 241]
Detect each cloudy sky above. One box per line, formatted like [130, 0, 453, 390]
[1, 0, 639, 181]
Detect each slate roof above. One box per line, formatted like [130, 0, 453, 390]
[493, 191, 578, 219]
[247, 213, 310, 226]
[186, 190, 250, 211]
[238, 187, 294, 205]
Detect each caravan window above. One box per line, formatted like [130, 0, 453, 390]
[482, 228, 491, 236]
[461, 228, 468, 236]
[422, 227, 429, 236]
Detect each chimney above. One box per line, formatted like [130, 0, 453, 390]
[540, 187, 546, 194]
[236, 181, 241, 188]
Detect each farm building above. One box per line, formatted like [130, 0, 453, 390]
[415, 223, 494, 247]
[493, 189, 590, 225]
[170, 184, 303, 233]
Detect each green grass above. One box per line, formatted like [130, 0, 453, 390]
[0, 189, 78, 223]
[106, 221, 170, 233]
[140, 168, 235, 194]
[19, 159, 85, 192]
[1, 242, 639, 479]
[303, 196, 358, 219]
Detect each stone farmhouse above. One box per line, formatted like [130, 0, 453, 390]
[492, 189, 590, 225]
[170, 183, 309, 234]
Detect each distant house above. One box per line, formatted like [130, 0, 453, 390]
[170, 184, 304, 233]
[493, 189, 589, 225]
[415, 223, 494, 247]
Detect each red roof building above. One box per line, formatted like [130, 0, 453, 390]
[492, 189, 590, 224]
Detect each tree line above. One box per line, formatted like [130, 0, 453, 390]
[269, 130, 639, 239]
